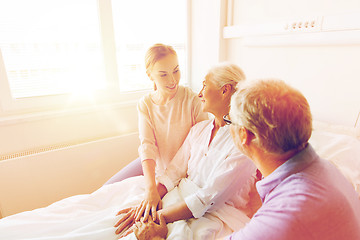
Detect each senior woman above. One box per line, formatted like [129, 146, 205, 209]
[114, 63, 257, 240]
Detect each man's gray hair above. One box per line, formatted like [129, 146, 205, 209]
[230, 79, 312, 154]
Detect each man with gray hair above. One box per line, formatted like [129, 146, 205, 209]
[226, 79, 360, 239]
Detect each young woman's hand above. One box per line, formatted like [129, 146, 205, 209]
[135, 188, 162, 222]
[114, 207, 136, 235]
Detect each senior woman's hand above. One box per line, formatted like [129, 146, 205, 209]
[134, 213, 168, 240]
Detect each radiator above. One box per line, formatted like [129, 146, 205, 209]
[0, 132, 139, 218]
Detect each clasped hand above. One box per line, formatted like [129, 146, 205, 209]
[114, 189, 162, 238]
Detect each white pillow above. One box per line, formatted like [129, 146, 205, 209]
[312, 120, 359, 139]
[310, 129, 360, 195]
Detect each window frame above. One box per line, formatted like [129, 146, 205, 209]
[0, 0, 190, 115]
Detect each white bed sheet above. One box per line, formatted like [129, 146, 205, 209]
[0, 176, 145, 240]
[0, 176, 250, 240]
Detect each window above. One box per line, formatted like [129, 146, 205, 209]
[0, 0, 105, 99]
[111, 0, 188, 91]
[0, 0, 188, 111]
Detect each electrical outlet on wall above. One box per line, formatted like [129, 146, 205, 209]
[223, 12, 360, 44]
[284, 16, 323, 33]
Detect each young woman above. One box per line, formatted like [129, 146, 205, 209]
[105, 44, 208, 221]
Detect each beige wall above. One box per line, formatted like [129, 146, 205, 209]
[232, 0, 360, 24]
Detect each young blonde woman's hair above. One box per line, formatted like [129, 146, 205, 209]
[206, 62, 246, 93]
[144, 43, 177, 90]
[230, 79, 312, 154]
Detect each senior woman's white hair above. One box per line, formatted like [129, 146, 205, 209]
[206, 62, 246, 93]
[230, 79, 312, 154]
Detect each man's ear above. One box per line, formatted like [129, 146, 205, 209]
[239, 126, 252, 145]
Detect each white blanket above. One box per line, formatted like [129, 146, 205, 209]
[0, 176, 251, 240]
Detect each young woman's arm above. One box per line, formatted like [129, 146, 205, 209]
[135, 159, 161, 221]
[136, 98, 163, 221]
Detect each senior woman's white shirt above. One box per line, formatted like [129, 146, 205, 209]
[156, 119, 256, 219]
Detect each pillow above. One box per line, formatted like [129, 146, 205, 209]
[312, 120, 359, 139]
[309, 129, 360, 196]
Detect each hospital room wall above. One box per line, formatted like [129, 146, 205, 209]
[224, 0, 360, 127]
[189, 0, 360, 128]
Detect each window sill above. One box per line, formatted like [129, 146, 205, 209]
[0, 89, 150, 126]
